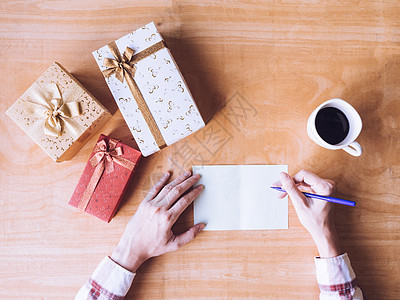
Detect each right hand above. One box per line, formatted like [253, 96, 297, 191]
[277, 170, 342, 258]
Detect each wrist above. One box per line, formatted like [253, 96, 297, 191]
[311, 227, 342, 258]
[111, 244, 147, 273]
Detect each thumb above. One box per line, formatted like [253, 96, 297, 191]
[169, 223, 205, 251]
[279, 172, 308, 208]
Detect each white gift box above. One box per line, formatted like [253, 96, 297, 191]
[93, 22, 205, 156]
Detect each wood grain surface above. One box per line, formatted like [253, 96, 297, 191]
[1, 1, 400, 299]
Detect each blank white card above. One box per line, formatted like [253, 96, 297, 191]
[193, 165, 288, 231]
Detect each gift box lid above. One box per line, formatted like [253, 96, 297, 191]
[5, 62, 111, 161]
[69, 134, 141, 222]
[93, 22, 205, 156]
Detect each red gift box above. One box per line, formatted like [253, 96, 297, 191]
[69, 134, 141, 222]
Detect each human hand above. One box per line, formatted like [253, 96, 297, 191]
[277, 170, 341, 258]
[111, 170, 205, 272]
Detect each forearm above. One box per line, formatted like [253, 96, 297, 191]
[75, 256, 135, 300]
[311, 227, 342, 258]
[315, 253, 363, 300]
[111, 244, 146, 273]
[309, 220, 363, 299]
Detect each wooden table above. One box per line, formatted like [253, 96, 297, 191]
[1, 1, 399, 299]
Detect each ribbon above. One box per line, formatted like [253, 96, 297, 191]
[102, 40, 167, 149]
[78, 138, 136, 211]
[23, 83, 82, 137]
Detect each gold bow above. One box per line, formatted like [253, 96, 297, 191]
[24, 83, 82, 137]
[102, 46, 137, 83]
[78, 138, 136, 211]
[101, 41, 168, 150]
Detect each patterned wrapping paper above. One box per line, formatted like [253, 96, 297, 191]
[69, 134, 141, 223]
[5, 62, 111, 162]
[92, 22, 205, 156]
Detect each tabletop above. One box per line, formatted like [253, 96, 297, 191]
[1, 1, 400, 299]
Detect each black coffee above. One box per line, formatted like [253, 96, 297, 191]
[315, 107, 349, 145]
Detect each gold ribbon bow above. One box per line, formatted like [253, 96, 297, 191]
[24, 83, 82, 137]
[78, 138, 136, 211]
[102, 40, 167, 149]
[102, 46, 137, 83]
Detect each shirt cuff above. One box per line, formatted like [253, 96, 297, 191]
[87, 256, 136, 298]
[314, 253, 357, 292]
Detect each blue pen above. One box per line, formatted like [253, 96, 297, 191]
[270, 186, 356, 207]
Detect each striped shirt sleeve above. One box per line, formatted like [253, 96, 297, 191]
[75, 256, 135, 300]
[315, 253, 363, 300]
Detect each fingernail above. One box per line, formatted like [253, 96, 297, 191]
[197, 184, 204, 190]
[279, 172, 287, 180]
[199, 223, 206, 230]
[163, 172, 170, 178]
[184, 171, 191, 176]
[279, 172, 290, 184]
[193, 173, 200, 179]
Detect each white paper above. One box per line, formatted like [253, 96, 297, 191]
[193, 165, 288, 231]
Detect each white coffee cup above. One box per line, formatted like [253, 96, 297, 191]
[307, 98, 363, 156]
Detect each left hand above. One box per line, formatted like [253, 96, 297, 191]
[111, 170, 205, 272]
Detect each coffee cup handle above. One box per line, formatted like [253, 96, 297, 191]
[342, 141, 363, 156]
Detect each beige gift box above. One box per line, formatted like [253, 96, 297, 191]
[6, 62, 111, 162]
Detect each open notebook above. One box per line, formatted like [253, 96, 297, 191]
[193, 165, 288, 231]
